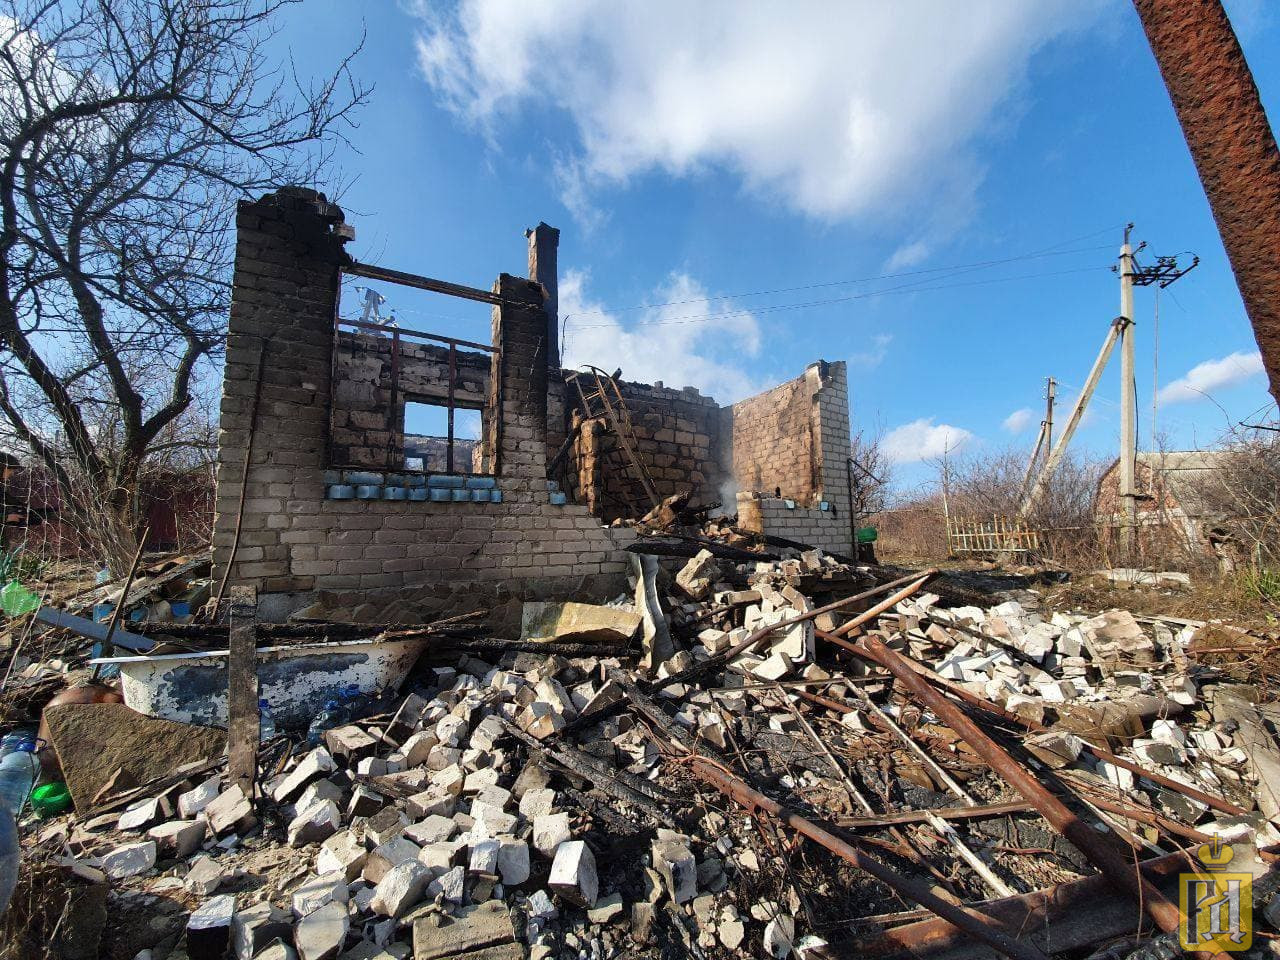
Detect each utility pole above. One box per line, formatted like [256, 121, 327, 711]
[1118, 225, 1137, 559]
[1017, 377, 1057, 505]
[1043, 376, 1056, 454]
[1021, 229, 1195, 525]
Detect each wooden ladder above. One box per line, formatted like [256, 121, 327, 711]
[565, 366, 661, 516]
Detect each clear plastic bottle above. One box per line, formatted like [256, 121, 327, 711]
[0, 741, 39, 820]
[0, 729, 36, 760]
[258, 699, 276, 742]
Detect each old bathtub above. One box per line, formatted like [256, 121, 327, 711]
[90, 636, 428, 729]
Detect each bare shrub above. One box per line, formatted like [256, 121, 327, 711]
[871, 447, 1107, 565]
[1189, 427, 1280, 594]
[848, 428, 892, 520]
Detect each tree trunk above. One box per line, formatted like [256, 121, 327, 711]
[1131, 0, 1280, 404]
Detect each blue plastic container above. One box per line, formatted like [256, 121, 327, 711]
[427, 475, 465, 489]
[356, 485, 382, 500]
[92, 603, 113, 623]
[465, 476, 497, 490]
[327, 484, 355, 500]
[451, 488, 470, 502]
[170, 602, 191, 618]
[383, 487, 407, 501]
[470, 488, 491, 502]
[408, 489, 428, 501]
[430, 488, 451, 503]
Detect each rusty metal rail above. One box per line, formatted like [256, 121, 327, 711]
[683, 755, 1049, 960]
[823, 628, 1222, 959]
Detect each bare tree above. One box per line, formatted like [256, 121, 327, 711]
[0, 0, 367, 572]
[848, 427, 891, 520]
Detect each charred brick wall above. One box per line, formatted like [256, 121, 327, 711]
[212, 189, 634, 626]
[727, 362, 852, 554]
[724, 374, 817, 503]
[557, 379, 722, 521]
[329, 331, 490, 471]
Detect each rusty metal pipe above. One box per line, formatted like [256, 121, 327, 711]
[830, 631, 1201, 952]
[685, 755, 1049, 960]
[1132, 0, 1280, 403]
[832, 572, 935, 637]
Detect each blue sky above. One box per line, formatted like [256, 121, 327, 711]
[275, 1, 1279, 493]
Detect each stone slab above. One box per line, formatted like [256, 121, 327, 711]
[43, 703, 226, 812]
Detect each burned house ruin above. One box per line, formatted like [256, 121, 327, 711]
[213, 189, 852, 623]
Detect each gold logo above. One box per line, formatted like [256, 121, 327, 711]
[1179, 837, 1252, 953]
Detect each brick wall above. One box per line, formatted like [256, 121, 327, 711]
[212, 189, 634, 627]
[330, 331, 490, 471]
[723, 374, 817, 502]
[557, 378, 723, 521]
[729, 362, 853, 555]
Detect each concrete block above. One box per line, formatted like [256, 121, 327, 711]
[548, 839, 597, 907]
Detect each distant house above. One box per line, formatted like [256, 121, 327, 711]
[1094, 451, 1232, 561]
[0, 454, 214, 558]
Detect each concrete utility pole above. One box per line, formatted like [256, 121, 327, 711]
[1017, 377, 1057, 504]
[1132, 0, 1280, 405]
[1020, 319, 1126, 520]
[1119, 226, 1138, 559]
[1043, 377, 1056, 456]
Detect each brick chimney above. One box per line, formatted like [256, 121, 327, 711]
[526, 222, 560, 369]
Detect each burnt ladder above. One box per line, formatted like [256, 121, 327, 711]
[565, 366, 661, 516]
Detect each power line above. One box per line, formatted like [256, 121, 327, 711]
[567, 263, 1109, 330]
[563, 241, 1115, 322]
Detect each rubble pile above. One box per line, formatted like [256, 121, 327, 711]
[3, 545, 1280, 960]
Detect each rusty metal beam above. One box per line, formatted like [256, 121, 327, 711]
[821, 629, 1247, 817]
[857, 852, 1187, 960]
[828, 630, 1215, 957]
[684, 756, 1049, 960]
[1132, 0, 1280, 403]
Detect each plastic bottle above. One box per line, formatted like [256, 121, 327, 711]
[306, 699, 342, 746]
[258, 699, 276, 742]
[0, 729, 36, 760]
[0, 741, 39, 821]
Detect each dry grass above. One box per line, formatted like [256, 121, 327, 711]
[0, 844, 80, 960]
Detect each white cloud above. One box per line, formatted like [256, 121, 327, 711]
[559, 270, 768, 403]
[1002, 407, 1034, 433]
[883, 418, 974, 464]
[883, 240, 931, 272]
[412, 2, 1095, 224]
[850, 333, 892, 369]
[1156, 350, 1265, 406]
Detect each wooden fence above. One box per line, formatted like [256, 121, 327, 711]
[945, 515, 1040, 557]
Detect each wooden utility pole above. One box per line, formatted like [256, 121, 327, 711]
[1119, 226, 1138, 559]
[227, 585, 259, 795]
[1132, 0, 1280, 405]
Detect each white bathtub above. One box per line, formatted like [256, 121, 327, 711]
[90, 637, 429, 729]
